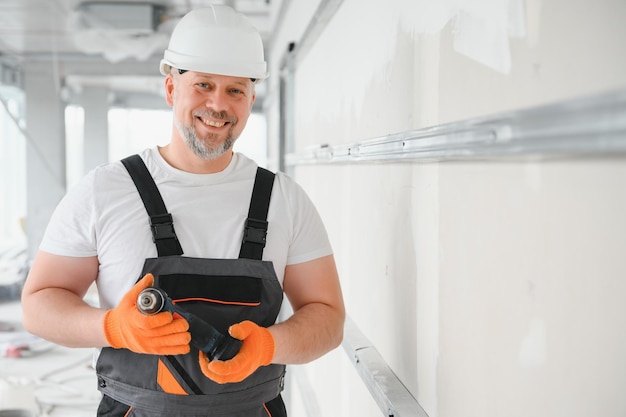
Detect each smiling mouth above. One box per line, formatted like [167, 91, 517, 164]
[199, 117, 228, 128]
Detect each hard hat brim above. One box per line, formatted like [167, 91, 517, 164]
[160, 55, 269, 82]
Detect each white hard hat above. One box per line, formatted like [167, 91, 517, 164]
[160, 5, 268, 81]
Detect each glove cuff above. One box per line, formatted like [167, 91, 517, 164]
[103, 309, 123, 349]
[259, 328, 275, 366]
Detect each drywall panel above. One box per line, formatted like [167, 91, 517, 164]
[265, 0, 626, 416]
[436, 157, 626, 417]
[293, 162, 425, 417]
[282, 0, 626, 150]
[437, 0, 626, 124]
[294, 155, 626, 417]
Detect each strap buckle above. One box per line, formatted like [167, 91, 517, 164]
[242, 218, 268, 245]
[150, 214, 177, 242]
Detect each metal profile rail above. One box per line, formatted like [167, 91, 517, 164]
[286, 89, 626, 165]
[342, 316, 429, 417]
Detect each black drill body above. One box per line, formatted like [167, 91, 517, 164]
[137, 287, 242, 361]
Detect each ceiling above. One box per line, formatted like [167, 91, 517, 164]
[0, 0, 273, 107]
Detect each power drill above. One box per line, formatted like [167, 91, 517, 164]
[137, 287, 242, 361]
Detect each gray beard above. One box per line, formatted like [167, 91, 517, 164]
[174, 117, 235, 160]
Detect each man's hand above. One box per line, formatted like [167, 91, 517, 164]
[199, 320, 275, 384]
[103, 273, 191, 355]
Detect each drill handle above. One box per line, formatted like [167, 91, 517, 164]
[186, 314, 243, 361]
[137, 287, 242, 361]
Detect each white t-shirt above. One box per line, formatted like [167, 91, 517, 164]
[40, 148, 332, 310]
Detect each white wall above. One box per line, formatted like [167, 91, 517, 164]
[265, 0, 626, 416]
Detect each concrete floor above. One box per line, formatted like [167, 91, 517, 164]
[0, 300, 100, 416]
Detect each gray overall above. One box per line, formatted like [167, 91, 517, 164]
[96, 155, 287, 417]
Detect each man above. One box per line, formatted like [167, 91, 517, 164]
[21, 5, 345, 416]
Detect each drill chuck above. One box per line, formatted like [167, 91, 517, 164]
[136, 286, 242, 361]
[137, 287, 167, 315]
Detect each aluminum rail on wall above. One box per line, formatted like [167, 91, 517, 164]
[285, 89, 626, 165]
[342, 316, 429, 417]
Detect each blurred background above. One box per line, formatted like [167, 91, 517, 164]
[1, 1, 626, 416]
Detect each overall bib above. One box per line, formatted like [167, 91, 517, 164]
[96, 155, 287, 417]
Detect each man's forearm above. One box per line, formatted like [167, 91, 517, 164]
[22, 287, 109, 348]
[269, 302, 344, 365]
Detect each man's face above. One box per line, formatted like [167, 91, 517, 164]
[166, 71, 256, 160]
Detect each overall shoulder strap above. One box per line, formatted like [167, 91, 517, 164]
[121, 154, 184, 257]
[239, 167, 275, 260]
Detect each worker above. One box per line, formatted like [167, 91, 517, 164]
[21, 5, 345, 416]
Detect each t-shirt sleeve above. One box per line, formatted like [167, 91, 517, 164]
[39, 170, 98, 257]
[280, 174, 333, 265]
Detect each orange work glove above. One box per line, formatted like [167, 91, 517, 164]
[103, 273, 191, 355]
[199, 320, 275, 384]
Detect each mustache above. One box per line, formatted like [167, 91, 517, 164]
[194, 110, 236, 123]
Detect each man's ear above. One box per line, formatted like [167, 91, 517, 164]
[249, 92, 256, 111]
[164, 75, 175, 107]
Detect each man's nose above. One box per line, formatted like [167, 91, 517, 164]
[205, 89, 229, 112]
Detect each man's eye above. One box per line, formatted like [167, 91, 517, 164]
[230, 88, 243, 94]
[197, 83, 210, 88]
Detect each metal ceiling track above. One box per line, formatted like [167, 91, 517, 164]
[286, 88, 626, 165]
